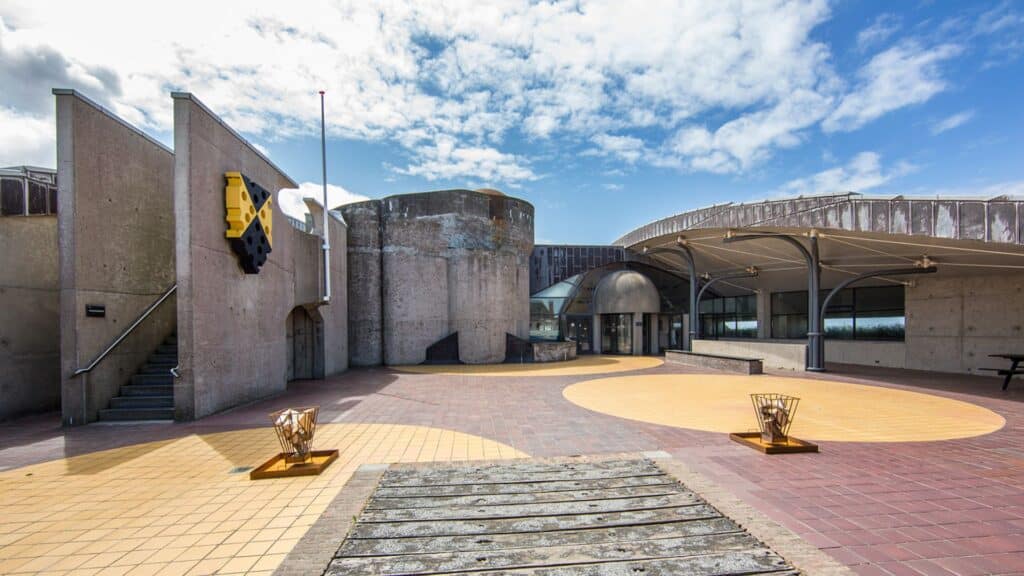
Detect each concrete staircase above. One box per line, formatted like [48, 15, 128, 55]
[98, 334, 176, 421]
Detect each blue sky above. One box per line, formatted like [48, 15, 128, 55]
[2, 1, 1022, 244]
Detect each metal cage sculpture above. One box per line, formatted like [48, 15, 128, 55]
[270, 406, 320, 463]
[750, 394, 799, 445]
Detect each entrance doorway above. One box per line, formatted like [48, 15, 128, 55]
[601, 313, 633, 354]
[566, 315, 592, 354]
[286, 306, 322, 381]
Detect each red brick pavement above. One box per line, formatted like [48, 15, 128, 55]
[2, 361, 1023, 575]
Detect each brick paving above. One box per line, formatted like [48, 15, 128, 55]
[1, 360, 1023, 575]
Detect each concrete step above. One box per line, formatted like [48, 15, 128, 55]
[149, 353, 177, 363]
[154, 345, 178, 355]
[110, 396, 173, 409]
[139, 364, 176, 375]
[120, 384, 172, 397]
[131, 373, 173, 386]
[98, 407, 173, 421]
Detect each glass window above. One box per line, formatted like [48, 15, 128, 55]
[28, 181, 48, 214]
[698, 294, 757, 339]
[48, 186, 58, 214]
[1, 178, 25, 215]
[855, 313, 905, 340]
[854, 286, 903, 311]
[771, 286, 905, 340]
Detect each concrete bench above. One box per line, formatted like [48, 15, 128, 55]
[664, 349, 763, 374]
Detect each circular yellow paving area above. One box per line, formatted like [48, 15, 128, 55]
[0, 423, 525, 576]
[395, 354, 663, 376]
[563, 374, 1005, 443]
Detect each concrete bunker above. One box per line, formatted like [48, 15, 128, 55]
[341, 189, 534, 365]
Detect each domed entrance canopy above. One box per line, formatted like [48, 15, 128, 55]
[593, 269, 660, 315]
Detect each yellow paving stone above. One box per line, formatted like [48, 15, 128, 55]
[153, 561, 198, 576]
[0, 422, 524, 575]
[171, 546, 213, 564]
[564, 374, 1006, 442]
[81, 553, 127, 569]
[183, 557, 228, 576]
[235, 541, 273, 558]
[264, 539, 297, 555]
[395, 354, 663, 376]
[216, 555, 259, 574]
[250, 554, 286, 572]
[94, 566, 132, 576]
[123, 563, 167, 576]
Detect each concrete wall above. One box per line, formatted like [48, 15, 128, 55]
[343, 190, 533, 365]
[173, 93, 347, 420]
[340, 201, 383, 366]
[825, 340, 906, 368]
[0, 216, 59, 420]
[697, 269, 1024, 375]
[905, 271, 1024, 374]
[55, 90, 177, 425]
[693, 339, 806, 370]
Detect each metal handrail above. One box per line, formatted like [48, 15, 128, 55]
[72, 284, 177, 376]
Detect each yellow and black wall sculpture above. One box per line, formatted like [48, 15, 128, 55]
[225, 172, 274, 274]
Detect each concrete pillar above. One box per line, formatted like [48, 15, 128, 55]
[757, 290, 771, 339]
[593, 314, 601, 353]
[632, 311, 642, 356]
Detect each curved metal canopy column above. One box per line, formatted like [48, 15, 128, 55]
[724, 231, 822, 370]
[693, 268, 759, 339]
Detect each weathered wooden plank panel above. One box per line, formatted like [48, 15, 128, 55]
[381, 462, 662, 487]
[348, 504, 721, 539]
[479, 556, 796, 576]
[330, 458, 800, 576]
[338, 518, 742, 557]
[372, 474, 674, 498]
[327, 533, 764, 575]
[367, 484, 686, 509]
[360, 493, 702, 523]
[382, 459, 653, 481]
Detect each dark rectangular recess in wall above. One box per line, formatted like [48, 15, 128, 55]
[85, 304, 106, 318]
[1, 178, 25, 215]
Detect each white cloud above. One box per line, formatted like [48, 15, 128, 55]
[0, 1, 973, 181]
[603, 183, 623, 191]
[394, 136, 536, 183]
[824, 41, 961, 133]
[930, 110, 975, 135]
[856, 14, 901, 52]
[591, 134, 646, 164]
[278, 181, 368, 222]
[0, 106, 54, 167]
[781, 151, 915, 195]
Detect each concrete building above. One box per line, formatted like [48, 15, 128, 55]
[8, 88, 351, 425]
[6, 88, 1024, 425]
[0, 167, 59, 421]
[532, 193, 1024, 375]
[341, 189, 533, 366]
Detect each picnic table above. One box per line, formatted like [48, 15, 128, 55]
[983, 354, 1024, 390]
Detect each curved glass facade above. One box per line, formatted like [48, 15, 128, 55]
[529, 261, 691, 343]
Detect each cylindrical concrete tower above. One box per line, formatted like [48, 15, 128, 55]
[338, 200, 383, 366]
[343, 188, 533, 366]
[381, 189, 534, 364]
